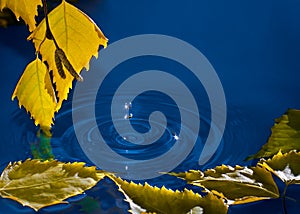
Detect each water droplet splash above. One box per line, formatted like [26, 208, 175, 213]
[172, 132, 179, 141]
[124, 102, 132, 110]
[124, 113, 133, 120]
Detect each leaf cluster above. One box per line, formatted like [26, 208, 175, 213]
[1, 0, 108, 133]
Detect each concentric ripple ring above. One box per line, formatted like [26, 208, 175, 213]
[72, 34, 227, 180]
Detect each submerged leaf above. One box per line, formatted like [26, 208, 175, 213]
[259, 150, 300, 184]
[170, 165, 279, 204]
[247, 109, 300, 160]
[109, 176, 227, 214]
[77, 196, 100, 214]
[12, 58, 57, 131]
[28, 0, 108, 110]
[30, 129, 54, 160]
[0, 159, 107, 211]
[0, 0, 42, 31]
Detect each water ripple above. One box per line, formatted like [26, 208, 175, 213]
[3, 93, 260, 213]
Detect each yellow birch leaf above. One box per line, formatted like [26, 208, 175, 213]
[259, 150, 300, 184]
[12, 58, 56, 130]
[0, 159, 107, 211]
[28, 0, 108, 111]
[0, 0, 42, 31]
[109, 176, 228, 214]
[170, 165, 280, 205]
[247, 109, 300, 160]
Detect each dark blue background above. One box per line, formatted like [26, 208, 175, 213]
[1, 0, 300, 213]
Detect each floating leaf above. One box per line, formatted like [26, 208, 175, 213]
[170, 165, 279, 204]
[247, 109, 300, 160]
[259, 150, 300, 184]
[12, 58, 57, 131]
[28, 0, 108, 110]
[109, 176, 227, 214]
[0, 0, 42, 31]
[0, 159, 107, 211]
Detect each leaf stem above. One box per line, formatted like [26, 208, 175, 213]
[41, 0, 83, 81]
[282, 181, 292, 214]
[285, 196, 300, 204]
[42, 0, 59, 48]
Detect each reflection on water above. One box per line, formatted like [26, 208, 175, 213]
[0, 89, 262, 213]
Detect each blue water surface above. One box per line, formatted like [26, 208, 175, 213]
[1, 0, 300, 213]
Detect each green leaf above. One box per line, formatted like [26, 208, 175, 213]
[169, 165, 279, 205]
[247, 109, 300, 160]
[30, 129, 54, 160]
[77, 196, 100, 214]
[259, 150, 300, 184]
[0, 159, 107, 211]
[109, 176, 228, 214]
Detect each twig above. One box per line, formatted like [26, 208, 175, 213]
[42, 0, 59, 48]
